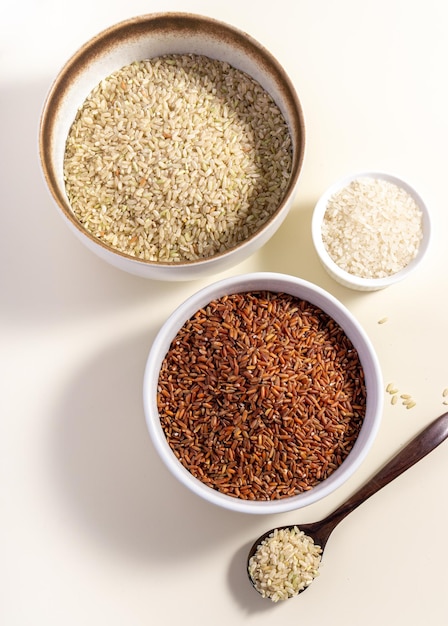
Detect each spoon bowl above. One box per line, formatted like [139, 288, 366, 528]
[247, 411, 448, 601]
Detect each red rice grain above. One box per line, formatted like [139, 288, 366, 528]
[157, 291, 367, 500]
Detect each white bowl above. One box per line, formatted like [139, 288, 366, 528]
[143, 272, 383, 514]
[311, 171, 431, 291]
[39, 13, 305, 281]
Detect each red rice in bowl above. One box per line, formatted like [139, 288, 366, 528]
[157, 291, 366, 500]
[143, 273, 383, 514]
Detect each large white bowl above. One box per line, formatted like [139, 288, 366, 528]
[143, 272, 383, 514]
[39, 13, 305, 280]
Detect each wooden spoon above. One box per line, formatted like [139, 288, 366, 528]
[247, 412, 448, 600]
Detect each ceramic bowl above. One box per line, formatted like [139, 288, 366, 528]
[143, 272, 383, 514]
[39, 13, 305, 280]
[311, 171, 431, 291]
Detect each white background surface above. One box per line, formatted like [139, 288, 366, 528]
[2, 1, 448, 624]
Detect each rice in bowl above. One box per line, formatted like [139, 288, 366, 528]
[63, 54, 293, 263]
[143, 272, 384, 512]
[156, 290, 367, 501]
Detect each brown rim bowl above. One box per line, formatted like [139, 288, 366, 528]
[39, 13, 305, 280]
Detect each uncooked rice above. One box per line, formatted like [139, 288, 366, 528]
[63, 54, 292, 262]
[248, 526, 322, 602]
[322, 177, 423, 279]
[443, 388, 448, 406]
[157, 291, 366, 501]
[386, 383, 416, 409]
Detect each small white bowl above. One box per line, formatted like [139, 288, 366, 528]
[39, 13, 305, 281]
[143, 272, 383, 514]
[311, 171, 431, 291]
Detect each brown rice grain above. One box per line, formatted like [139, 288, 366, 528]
[386, 383, 399, 395]
[64, 55, 292, 263]
[248, 526, 322, 601]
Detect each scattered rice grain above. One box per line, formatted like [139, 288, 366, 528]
[386, 383, 399, 395]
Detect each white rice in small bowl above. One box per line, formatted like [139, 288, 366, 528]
[311, 171, 431, 291]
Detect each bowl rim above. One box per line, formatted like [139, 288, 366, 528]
[143, 271, 383, 514]
[311, 170, 431, 289]
[39, 11, 306, 270]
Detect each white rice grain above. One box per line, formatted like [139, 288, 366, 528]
[322, 177, 423, 278]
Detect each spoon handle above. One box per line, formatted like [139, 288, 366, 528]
[319, 412, 448, 537]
